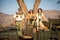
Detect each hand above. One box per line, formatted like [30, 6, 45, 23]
[37, 27, 39, 31]
[33, 28, 36, 33]
[39, 26, 45, 30]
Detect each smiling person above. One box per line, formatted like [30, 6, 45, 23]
[13, 8, 25, 36]
[33, 8, 49, 40]
[36, 8, 49, 30]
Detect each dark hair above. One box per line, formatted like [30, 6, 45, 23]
[29, 11, 30, 13]
[29, 9, 34, 14]
[38, 8, 42, 13]
[18, 8, 21, 11]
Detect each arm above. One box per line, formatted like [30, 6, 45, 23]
[13, 14, 16, 18]
[39, 21, 45, 30]
[13, 14, 16, 26]
[42, 14, 49, 22]
[34, 14, 37, 21]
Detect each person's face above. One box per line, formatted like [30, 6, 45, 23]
[20, 10, 22, 14]
[38, 9, 42, 13]
[18, 10, 23, 15]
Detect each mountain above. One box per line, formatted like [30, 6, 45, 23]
[43, 10, 60, 19]
[0, 10, 60, 29]
[0, 12, 15, 29]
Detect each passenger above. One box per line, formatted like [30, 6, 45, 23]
[27, 9, 36, 26]
[36, 8, 49, 30]
[33, 8, 49, 40]
[13, 8, 25, 36]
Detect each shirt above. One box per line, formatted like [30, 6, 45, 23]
[13, 14, 25, 21]
[36, 13, 43, 26]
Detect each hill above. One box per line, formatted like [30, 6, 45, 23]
[43, 10, 60, 19]
[0, 10, 60, 29]
[0, 12, 15, 29]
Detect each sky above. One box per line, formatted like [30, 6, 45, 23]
[0, 0, 60, 15]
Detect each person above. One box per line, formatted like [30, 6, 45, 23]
[36, 8, 49, 30]
[25, 9, 35, 36]
[33, 8, 49, 40]
[13, 8, 25, 36]
[33, 8, 48, 33]
[27, 9, 36, 26]
[22, 10, 35, 40]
